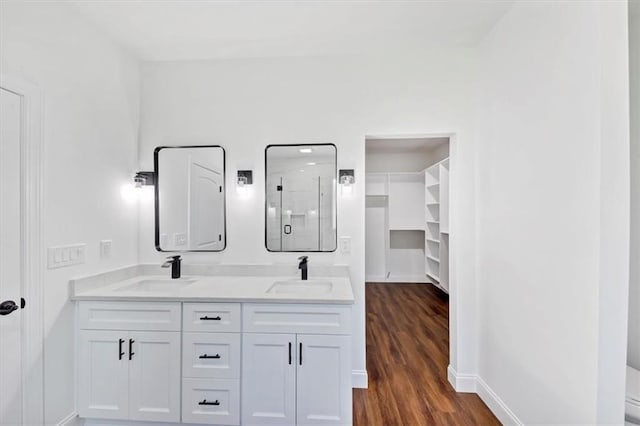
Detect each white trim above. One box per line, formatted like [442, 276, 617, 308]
[447, 365, 477, 393]
[476, 377, 523, 426]
[1, 74, 45, 426]
[446, 366, 523, 425]
[352, 369, 368, 388]
[57, 412, 79, 426]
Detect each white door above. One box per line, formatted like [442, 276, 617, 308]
[78, 330, 129, 420]
[242, 333, 296, 425]
[189, 160, 224, 250]
[296, 335, 352, 425]
[0, 87, 23, 426]
[129, 331, 181, 423]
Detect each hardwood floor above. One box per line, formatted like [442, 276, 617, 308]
[353, 283, 499, 426]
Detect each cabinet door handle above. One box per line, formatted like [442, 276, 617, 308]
[198, 399, 220, 406]
[200, 315, 221, 321]
[299, 342, 303, 365]
[288, 342, 292, 365]
[129, 339, 135, 360]
[199, 354, 221, 359]
[118, 338, 125, 360]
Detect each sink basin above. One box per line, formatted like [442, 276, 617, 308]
[267, 280, 333, 295]
[116, 278, 196, 292]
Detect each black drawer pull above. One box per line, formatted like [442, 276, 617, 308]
[199, 354, 221, 359]
[198, 399, 220, 406]
[200, 315, 221, 321]
[118, 338, 125, 360]
[129, 339, 135, 360]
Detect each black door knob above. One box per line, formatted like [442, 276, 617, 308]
[0, 300, 19, 316]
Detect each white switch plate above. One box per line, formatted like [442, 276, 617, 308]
[48, 244, 86, 269]
[339, 236, 351, 253]
[100, 240, 112, 259]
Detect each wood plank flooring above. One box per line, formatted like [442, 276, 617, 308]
[353, 283, 499, 426]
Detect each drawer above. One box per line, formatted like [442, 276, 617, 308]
[78, 301, 181, 331]
[182, 378, 240, 425]
[242, 304, 352, 335]
[183, 332, 241, 379]
[183, 303, 241, 333]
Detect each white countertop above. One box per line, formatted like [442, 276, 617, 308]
[71, 273, 355, 304]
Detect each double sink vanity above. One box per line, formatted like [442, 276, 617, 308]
[70, 143, 354, 425]
[71, 264, 354, 426]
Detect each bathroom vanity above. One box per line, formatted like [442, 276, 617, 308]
[71, 266, 354, 426]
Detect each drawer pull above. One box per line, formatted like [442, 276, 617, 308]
[198, 399, 220, 406]
[118, 338, 125, 360]
[200, 315, 221, 321]
[199, 353, 221, 359]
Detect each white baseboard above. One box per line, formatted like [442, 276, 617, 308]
[447, 365, 477, 393]
[352, 369, 369, 388]
[57, 412, 79, 426]
[447, 365, 523, 425]
[476, 376, 523, 426]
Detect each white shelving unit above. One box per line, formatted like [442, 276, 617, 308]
[424, 158, 450, 293]
[365, 172, 427, 283]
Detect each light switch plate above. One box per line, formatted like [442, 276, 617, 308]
[100, 240, 112, 259]
[48, 244, 86, 269]
[339, 236, 351, 254]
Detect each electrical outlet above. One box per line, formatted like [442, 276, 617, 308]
[100, 240, 112, 259]
[47, 244, 86, 269]
[339, 236, 351, 253]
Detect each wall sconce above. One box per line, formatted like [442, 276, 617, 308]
[237, 170, 253, 198]
[237, 170, 253, 187]
[339, 169, 355, 186]
[339, 169, 355, 196]
[134, 171, 156, 188]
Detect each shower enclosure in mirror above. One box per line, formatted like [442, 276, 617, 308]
[265, 144, 337, 252]
[155, 145, 226, 252]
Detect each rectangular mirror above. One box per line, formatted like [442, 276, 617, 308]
[155, 145, 226, 252]
[265, 144, 337, 252]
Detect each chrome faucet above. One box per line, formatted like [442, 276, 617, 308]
[162, 255, 182, 279]
[298, 256, 308, 280]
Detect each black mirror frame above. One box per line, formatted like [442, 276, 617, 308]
[264, 143, 338, 253]
[154, 145, 227, 252]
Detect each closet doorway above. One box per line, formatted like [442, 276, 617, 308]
[365, 136, 450, 291]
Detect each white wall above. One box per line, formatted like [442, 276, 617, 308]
[0, 3, 141, 424]
[366, 145, 448, 173]
[137, 52, 480, 385]
[629, 0, 640, 373]
[475, 1, 629, 424]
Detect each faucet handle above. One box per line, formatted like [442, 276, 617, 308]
[297, 255, 308, 262]
[166, 255, 181, 262]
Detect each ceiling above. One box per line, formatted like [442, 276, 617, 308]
[366, 137, 449, 154]
[69, 0, 513, 61]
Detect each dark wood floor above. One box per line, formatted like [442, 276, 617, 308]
[353, 283, 499, 426]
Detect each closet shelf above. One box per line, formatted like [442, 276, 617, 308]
[426, 220, 440, 224]
[389, 227, 425, 232]
[426, 238, 440, 244]
[426, 202, 440, 206]
[426, 255, 440, 263]
[426, 183, 440, 188]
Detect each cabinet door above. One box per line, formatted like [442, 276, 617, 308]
[78, 330, 129, 420]
[242, 333, 296, 425]
[128, 331, 181, 422]
[296, 335, 352, 425]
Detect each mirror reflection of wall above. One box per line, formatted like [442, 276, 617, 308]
[155, 146, 226, 252]
[265, 144, 337, 252]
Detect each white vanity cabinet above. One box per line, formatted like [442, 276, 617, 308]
[77, 302, 182, 423]
[76, 299, 352, 426]
[241, 304, 352, 426]
[181, 303, 242, 425]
